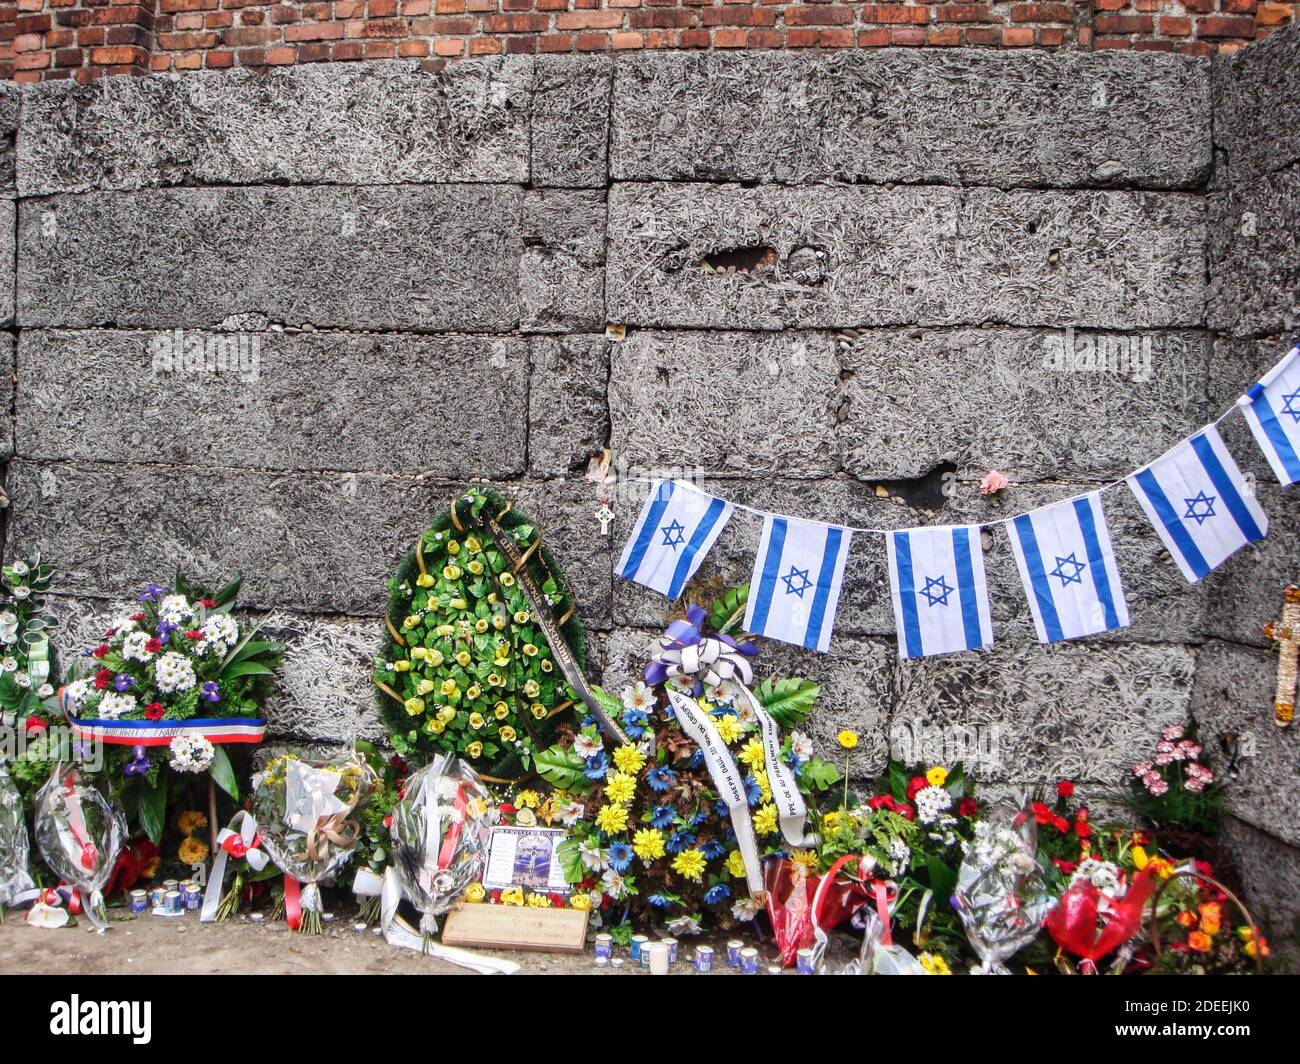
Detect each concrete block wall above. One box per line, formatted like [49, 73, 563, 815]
[1, 32, 1297, 958]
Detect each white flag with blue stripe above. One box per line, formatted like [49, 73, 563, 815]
[1238, 346, 1300, 485]
[743, 516, 852, 653]
[1008, 493, 1130, 644]
[1126, 426, 1267, 584]
[616, 480, 733, 599]
[887, 525, 993, 660]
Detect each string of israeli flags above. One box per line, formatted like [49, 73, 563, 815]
[616, 345, 1300, 661]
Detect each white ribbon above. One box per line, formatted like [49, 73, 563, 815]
[200, 811, 268, 923]
[351, 866, 518, 975]
[657, 635, 811, 849]
[664, 687, 764, 896]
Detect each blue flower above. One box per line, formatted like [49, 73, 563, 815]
[138, 583, 165, 602]
[701, 839, 726, 860]
[689, 749, 705, 771]
[607, 841, 633, 872]
[703, 883, 731, 906]
[114, 674, 135, 693]
[621, 708, 649, 740]
[583, 751, 608, 780]
[124, 745, 150, 777]
[687, 809, 708, 828]
[667, 830, 696, 854]
[743, 775, 762, 807]
[646, 766, 676, 792]
[649, 805, 677, 829]
[201, 681, 220, 704]
[581, 714, 598, 730]
[646, 893, 677, 910]
[714, 798, 730, 820]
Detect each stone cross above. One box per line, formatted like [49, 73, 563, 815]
[1263, 586, 1300, 728]
[596, 504, 615, 536]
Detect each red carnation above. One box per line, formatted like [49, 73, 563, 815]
[24, 716, 47, 736]
[1076, 806, 1089, 822]
[868, 794, 892, 811]
[1030, 801, 1052, 825]
[103, 629, 117, 640]
[199, 598, 216, 608]
[144, 702, 165, 721]
[130, 613, 146, 623]
[94, 668, 112, 690]
[1075, 819, 1093, 839]
[1053, 858, 1076, 875]
[958, 797, 978, 817]
[145, 638, 162, 653]
[92, 645, 110, 660]
[1056, 780, 1075, 798]
[906, 776, 928, 801]
[184, 629, 205, 641]
[1054, 816, 1070, 834]
[896, 803, 914, 821]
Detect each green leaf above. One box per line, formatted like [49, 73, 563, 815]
[799, 758, 841, 792]
[924, 856, 957, 903]
[140, 773, 169, 845]
[888, 760, 910, 803]
[708, 584, 750, 636]
[209, 745, 239, 799]
[212, 574, 243, 610]
[557, 837, 588, 884]
[944, 762, 966, 800]
[535, 744, 593, 793]
[219, 660, 276, 681]
[753, 676, 820, 727]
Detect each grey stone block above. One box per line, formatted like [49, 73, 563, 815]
[15, 329, 529, 477]
[4, 463, 611, 626]
[520, 189, 606, 333]
[0, 335, 12, 460]
[17, 184, 524, 331]
[609, 331, 841, 478]
[1219, 817, 1300, 970]
[531, 55, 611, 189]
[1202, 484, 1299, 648]
[528, 334, 610, 476]
[838, 327, 1210, 481]
[612, 50, 1210, 190]
[891, 641, 1195, 784]
[0, 82, 18, 196]
[1208, 161, 1300, 339]
[1, 198, 12, 327]
[606, 183, 1205, 330]
[1213, 25, 1300, 187]
[1192, 640, 1300, 848]
[17, 59, 531, 196]
[600, 625, 894, 771]
[609, 477, 909, 635]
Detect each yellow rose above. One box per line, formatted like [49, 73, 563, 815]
[416, 573, 435, 588]
[540, 660, 553, 673]
[523, 679, 540, 698]
[409, 646, 428, 662]
[437, 705, 456, 724]
[500, 573, 516, 587]
[523, 643, 538, 657]
[926, 766, 948, 787]
[404, 697, 425, 716]
[468, 561, 484, 576]
[487, 673, 505, 687]
[402, 614, 420, 630]
[393, 660, 411, 673]
[837, 730, 859, 750]
[441, 679, 460, 698]
[456, 650, 472, 667]
[531, 703, 547, 719]
[525, 893, 551, 908]
[426, 720, 445, 734]
[466, 741, 483, 758]
[450, 598, 468, 611]
[475, 618, 489, 634]
[568, 893, 592, 911]
[427, 649, 445, 667]
[499, 726, 516, 743]
[513, 610, 530, 624]
[416, 678, 435, 696]
[446, 540, 461, 556]
[464, 882, 486, 903]
[469, 713, 485, 730]
[494, 702, 509, 719]
[442, 565, 461, 581]
[436, 624, 454, 638]
[465, 536, 482, 553]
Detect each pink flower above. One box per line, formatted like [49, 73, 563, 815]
[1133, 760, 1152, 777]
[1154, 751, 1174, 766]
[980, 470, 1009, 496]
[1146, 776, 1169, 797]
[1177, 740, 1202, 760]
[1161, 724, 1184, 742]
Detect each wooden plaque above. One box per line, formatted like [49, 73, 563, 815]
[441, 904, 590, 954]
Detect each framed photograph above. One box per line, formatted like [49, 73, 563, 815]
[482, 825, 571, 895]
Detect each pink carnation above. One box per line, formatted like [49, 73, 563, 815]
[980, 470, 1009, 495]
[1154, 751, 1174, 766]
[1145, 775, 1170, 797]
[1133, 760, 1153, 778]
[1177, 740, 1202, 760]
[1161, 724, 1184, 742]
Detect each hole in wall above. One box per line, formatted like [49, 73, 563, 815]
[697, 245, 778, 274]
[869, 461, 958, 513]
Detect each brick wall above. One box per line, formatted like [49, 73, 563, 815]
[4, 0, 1298, 82]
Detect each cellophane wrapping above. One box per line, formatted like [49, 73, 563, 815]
[33, 765, 126, 922]
[0, 763, 36, 908]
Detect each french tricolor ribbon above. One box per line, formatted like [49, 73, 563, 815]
[200, 811, 268, 922]
[64, 715, 267, 748]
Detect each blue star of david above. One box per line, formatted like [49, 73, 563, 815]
[920, 574, 954, 608]
[1282, 387, 1300, 424]
[781, 565, 812, 598]
[660, 519, 687, 549]
[1183, 490, 1217, 526]
[1050, 553, 1087, 587]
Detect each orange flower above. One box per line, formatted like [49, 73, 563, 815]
[1199, 902, 1222, 937]
[1176, 910, 1198, 928]
[1187, 931, 1213, 953]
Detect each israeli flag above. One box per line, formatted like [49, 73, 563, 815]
[1238, 346, 1300, 485]
[616, 480, 733, 599]
[1126, 426, 1267, 584]
[887, 526, 993, 660]
[1008, 494, 1130, 644]
[743, 516, 852, 653]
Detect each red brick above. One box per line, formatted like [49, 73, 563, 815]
[1094, 13, 1155, 33]
[433, 36, 467, 54]
[88, 44, 144, 64]
[858, 27, 889, 45]
[284, 21, 344, 40]
[483, 13, 549, 31]
[1257, 2, 1293, 24]
[1010, 3, 1073, 22]
[861, 5, 931, 26]
[1159, 15, 1193, 35]
[556, 11, 625, 29]
[677, 27, 709, 45]
[399, 37, 429, 54]
[889, 26, 926, 45]
[575, 30, 609, 49]
[1197, 14, 1258, 36]
[363, 17, 407, 35]
[785, 5, 853, 26]
[206, 48, 234, 66]
[264, 45, 296, 63]
[539, 33, 574, 50]
[927, 24, 961, 45]
[1001, 24, 1036, 45]
[818, 26, 854, 45]
[469, 34, 503, 52]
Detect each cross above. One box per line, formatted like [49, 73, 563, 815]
[596, 504, 615, 536]
[1264, 586, 1300, 728]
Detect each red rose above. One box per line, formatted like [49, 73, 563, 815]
[906, 776, 928, 800]
[145, 702, 165, 721]
[24, 716, 47, 736]
[958, 797, 978, 817]
[92, 645, 110, 660]
[896, 803, 914, 821]
[548, 893, 566, 907]
[1056, 780, 1075, 798]
[1074, 819, 1093, 839]
[383, 815, 393, 829]
[1054, 816, 1070, 834]
[94, 668, 112, 690]
[145, 638, 162, 653]
[1076, 806, 1089, 822]
[868, 795, 891, 811]
[500, 803, 516, 815]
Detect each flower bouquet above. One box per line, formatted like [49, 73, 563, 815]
[373, 487, 593, 780]
[0, 762, 37, 918]
[250, 750, 379, 933]
[0, 554, 58, 731]
[1127, 722, 1224, 837]
[32, 765, 127, 930]
[538, 589, 841, 938]
[1044, 859, 1157, 974]
[59, 576, 282, 845]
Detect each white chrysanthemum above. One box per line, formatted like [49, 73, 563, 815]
[96, 692, 138, 720]
[1070, 858, 1123, 898]
[62, 679, 91, 706]
[914, 785, 953, 825]
[621, 681, 654, 712]
[789, 730, 814, 761]
[168, 734, 215, 773]
[157, 594, 194, 625]
[121, 631, 154, 663]
[194, 613, 239, 656]
[154, 651, 197, 693]
[888, 836, 911, 876]
[732, 897, 759, 922]
[107, 614, 139, 637]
